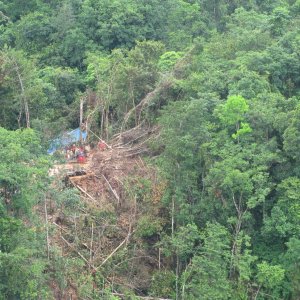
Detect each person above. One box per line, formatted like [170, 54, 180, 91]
[71, 144, 76, 157]
[98, 140, 107, 151]
[84, 144, 91, 157]
[75, 147, 80, 158]
[77, 149, 86, 163]
[66, 149, 72, 160]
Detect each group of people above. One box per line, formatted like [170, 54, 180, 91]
[63, 140, 107, 163]
[65, 144, 87, 162]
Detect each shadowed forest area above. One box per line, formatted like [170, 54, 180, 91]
[1, 0, 300, 299]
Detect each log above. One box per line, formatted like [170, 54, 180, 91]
[101, 175, 120, 203]
[97, 236, 128, 268]
[96, 230, 134, 269]
[120, 131, 149, 146]
[72, 182, 98, 204]
[112, 122, 144, 140]
[124, 149, 148, 158]
[60, 235, 96, 271]
[112, 293, 172, 300]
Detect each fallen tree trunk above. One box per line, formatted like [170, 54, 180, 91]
[121, 80, 173, 130]
[121, 47, 194, 131]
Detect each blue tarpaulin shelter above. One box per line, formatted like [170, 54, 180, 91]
[47, 128, 87, 154]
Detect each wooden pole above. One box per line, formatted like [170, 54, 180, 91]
[80, 97, 83, 143]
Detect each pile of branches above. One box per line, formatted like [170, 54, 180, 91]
[112, 123, 160, 158]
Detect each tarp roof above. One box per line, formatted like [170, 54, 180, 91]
[47, 128, 87, 154]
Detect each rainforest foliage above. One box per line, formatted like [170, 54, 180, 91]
[1, 0, 300, 299]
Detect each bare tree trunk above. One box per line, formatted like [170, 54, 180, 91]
[171, 197, 175, 239]
[105, 109, 109, 140]
[100, 105, 105, 137]
[171, 196, 179, 299]
[80, 97, 84, 143]
[230, 192, 247, 278]
[128, 74, 137, 126]
[90, 222, 94, 267]
[14, 62, 30, 128]
[254, 285, 261, 300]
[158, 248, 161, 270]
[175, 255, 179, 300]
[17, 105, 22, 129]
[181, 267, 189, 300]
[44, 197, 50, 261]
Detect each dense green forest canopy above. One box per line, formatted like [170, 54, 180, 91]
[1, 0, 300, 299]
